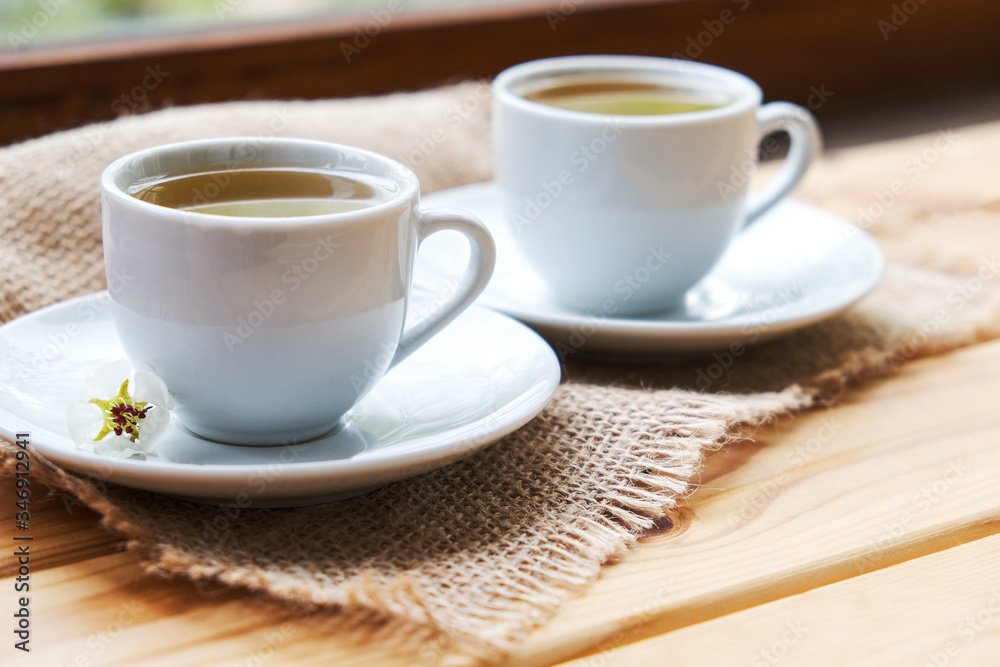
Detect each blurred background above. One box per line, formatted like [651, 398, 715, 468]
[2, 0, 999, 147]
[0, 0, 535, 47]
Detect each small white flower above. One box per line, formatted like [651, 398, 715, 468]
[67, 359, 173, 459]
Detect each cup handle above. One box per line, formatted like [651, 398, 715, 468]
[743, 102, 822, 226]
[388, 208, 497, 370]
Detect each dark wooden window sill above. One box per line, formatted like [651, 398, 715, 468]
[1, 0, 998, 146]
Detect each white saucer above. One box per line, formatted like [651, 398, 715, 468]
[0, 291, 559, 506]
[420, 183, 885, 356]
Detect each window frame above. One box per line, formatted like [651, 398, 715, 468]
[1, 0, 997, 146]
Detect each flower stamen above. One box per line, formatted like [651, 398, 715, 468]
[88, 379, 152, 443]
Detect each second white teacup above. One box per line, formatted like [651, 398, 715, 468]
[493, 55, 821, 316]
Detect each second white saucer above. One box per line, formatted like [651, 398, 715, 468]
[420, 183, 884, 355]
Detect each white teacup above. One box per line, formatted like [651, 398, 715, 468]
[101, 137, 495, 445]
[493, 55, 821, 316]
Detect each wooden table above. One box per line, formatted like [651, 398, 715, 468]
[5, 120, 1000, 666]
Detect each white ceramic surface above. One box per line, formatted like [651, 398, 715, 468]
[421, 183, 885, 356]
[493, 55, 821, 315]
[102, 138, 495, 445]
[0, 291, 559, 506]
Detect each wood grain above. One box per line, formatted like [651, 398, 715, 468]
[7, 551, 447, 667]
[504, 338, 1000, 666]
[553, 533, 1000, 667]
[1, 481, 121, 577]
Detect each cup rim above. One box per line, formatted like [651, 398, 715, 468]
[101, 136, 420, 227]
[492, 54, 762, 123]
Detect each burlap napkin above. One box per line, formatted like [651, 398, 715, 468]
[3, 83, 1000, 663]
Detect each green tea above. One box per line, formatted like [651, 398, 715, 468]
[129, 168, 390, 217]
[524, 80, 723, 116]
[182, 198, 370, 217]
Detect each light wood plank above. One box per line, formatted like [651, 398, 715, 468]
[555, 531, 1000, 667]
[5, 551, 440, 667]
[504, 338, 1000, 666]
[0, 481, 123, 577]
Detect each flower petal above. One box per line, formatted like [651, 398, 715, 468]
[92, 359, 132, 397]
[137, 406, 170, 452]
[67, 401, 105, 447]
[132, 370, 173, 409]
[92, 434, 144, 459]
